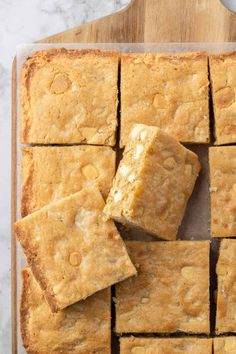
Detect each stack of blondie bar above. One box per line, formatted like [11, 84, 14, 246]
[14, 49, 236, 353]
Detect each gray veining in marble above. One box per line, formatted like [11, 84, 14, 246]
[0, 1, 129, 352]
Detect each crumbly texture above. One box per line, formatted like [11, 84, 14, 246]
[209, 52, 236, 145]
[209, 146, 236, 237]
[104, 124, 201, 241]
[214, 337, 236, 353]
[115, 241, 210, 334]
[21, 268, 111, 354]
[216, 239, 236, 333]
[120, 52, 209, 147]
[120, 337, 213, 354]
[21, 145, 116, 216]
[15, 187, 136, 312]
[20, 48, 118, 145]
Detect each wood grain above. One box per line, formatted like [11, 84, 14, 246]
[11, 0, 236, 352]
[42, 0, 236, 43]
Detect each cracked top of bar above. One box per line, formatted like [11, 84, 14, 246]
[120, 51, 209, 147]
[20, 48, 118, 145]
[115, 240, 210, 334]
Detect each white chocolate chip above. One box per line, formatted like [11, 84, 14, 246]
[75, 208, 96, 229]
[134, 145, 144, 160]
[50, 73, 71, 94]
[69, 252, 81, 266]
[110, 188, 116, 197]
[120, 164, 131, 177]
[128, 173, 136, 183]
[131, 125, 144, 139]
[141, 297, 150, 304]
[113, 191, 123, 203]
[163, 157, 176, 170]
[210, 187, 218, 192]
[71, 83, 78, 92]
[81, 127, 97, 139]
[140, 130, 147, 142]
[181, 266, 195, 279]
[81, 164, 98, 180]
[131, 347, 146, 354]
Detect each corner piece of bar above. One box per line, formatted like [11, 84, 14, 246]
[20, 268, 111, 353]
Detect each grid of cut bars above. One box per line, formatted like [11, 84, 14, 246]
[17, 47, 236, 354]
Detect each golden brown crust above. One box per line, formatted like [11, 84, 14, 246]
[21, 146, 116, 216]
[216, 239, 236, 333]
[30, 48, 119, 60]
[115, 240, 210, 334]
[21, 267, 111, 354]
[209, 51, 236, 61]
[120, 51, 209, 147]
[15, 229, 59, 314]
[21, 148, 34, 217]
[20, 268, 31, 353]
[120, 337, 213, 354]
[20, 48, 119, 145]
[209, 146, 236, 237]
[209, 51, 236, 145]
[122, 51, 208, 62]
[15, 187, 136, 312]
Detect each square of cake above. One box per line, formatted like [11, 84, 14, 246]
[115, 240, 210, 334]
[209, 147, 236, 237]
[120, 337, 212, 354]
[20, 48, 118, 145]
[214, 337, 236, 353]
[14, 187, 136, 312]
[104, 124, 201, 241]
[21, 145, 115, 216]
[209, 52, 236, 145]
[21, 268, 110, 354]
[120, 51, 209, 147]
[216, 239, 236, 333]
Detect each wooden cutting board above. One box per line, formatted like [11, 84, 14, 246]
[39, 0, 236, 43]
[11, 0, 236, 352]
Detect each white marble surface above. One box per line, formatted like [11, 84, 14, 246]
[0, 0, 129, 352]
